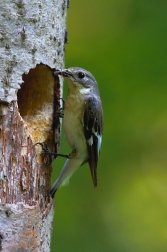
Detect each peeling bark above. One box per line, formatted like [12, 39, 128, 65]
[0, 0, 68, 251]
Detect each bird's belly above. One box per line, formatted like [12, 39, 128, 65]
[64, 113, 84, 147]
[63, 103, 88, 159]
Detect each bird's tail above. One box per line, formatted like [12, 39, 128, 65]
[50, 158, 83, 198]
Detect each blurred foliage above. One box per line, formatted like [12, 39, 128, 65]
[51, 0, 167, 251]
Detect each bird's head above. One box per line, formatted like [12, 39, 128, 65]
[55, 67, 99, 95]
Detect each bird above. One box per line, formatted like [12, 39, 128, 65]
[50, 67, 103, 198]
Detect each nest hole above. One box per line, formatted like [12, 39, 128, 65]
[17, 64, 55, 119]
[17, 63, 60, 147]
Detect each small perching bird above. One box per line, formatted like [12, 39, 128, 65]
[50, 67, 103, 198]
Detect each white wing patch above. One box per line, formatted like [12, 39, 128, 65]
[88, 136, 93, 146]
[92, 127, 102, 155]
[97, 135, 102, 155]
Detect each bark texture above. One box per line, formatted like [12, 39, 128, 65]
[0, 0, 68, 251]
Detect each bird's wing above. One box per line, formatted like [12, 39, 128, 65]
[83, 96, 103, 187]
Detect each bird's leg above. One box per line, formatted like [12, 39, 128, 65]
[34, 142, 74, 165]
[68, 148, 77, 158]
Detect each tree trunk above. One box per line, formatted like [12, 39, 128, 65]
[0, 0, 67, 251]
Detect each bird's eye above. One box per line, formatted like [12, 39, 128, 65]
[78, 72, 85, 79]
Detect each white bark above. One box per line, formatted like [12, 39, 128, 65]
[0, 0, 66, 103]
[0, 0, 67, 251]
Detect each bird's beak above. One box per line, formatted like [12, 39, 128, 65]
[54, 69, 72, 77]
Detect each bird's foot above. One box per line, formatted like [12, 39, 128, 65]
[34, 142, 70, 165]
[34, 142, 54, 165]
[55, 108, 64, 118]
[56, 98, 65, 118]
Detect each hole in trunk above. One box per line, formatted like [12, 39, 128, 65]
[17, 63, 61, 150]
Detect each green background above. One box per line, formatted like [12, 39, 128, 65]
[51, 1, 167, 251]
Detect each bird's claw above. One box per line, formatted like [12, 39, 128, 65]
[35, 142, 50, 152]
[34, 142, 56, 166]
[34, 142, 70, 166]
[55, 108, 64, 118]
[55, 98, 65, 118]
